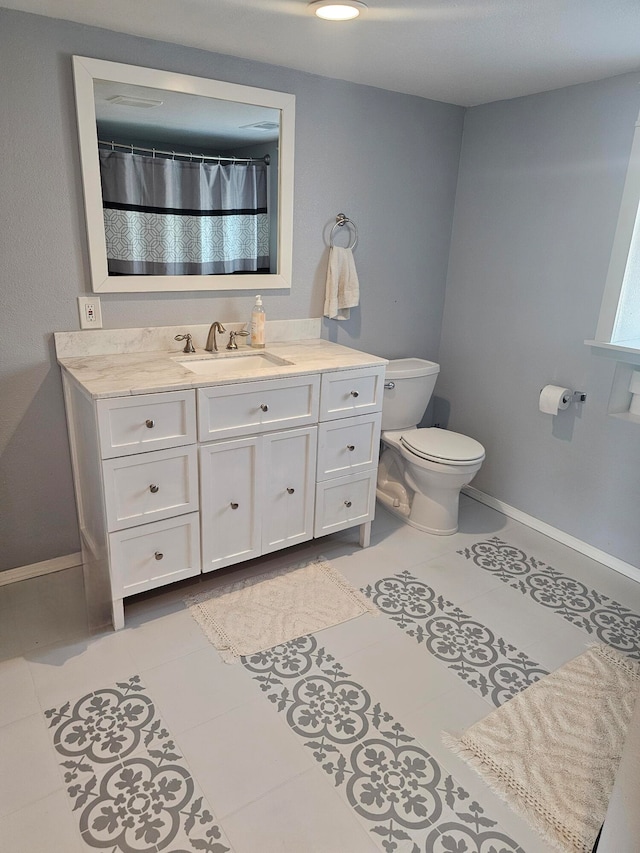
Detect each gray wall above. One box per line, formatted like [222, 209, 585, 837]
[438, 72, 640, 567]
[0, 9, 464, 571]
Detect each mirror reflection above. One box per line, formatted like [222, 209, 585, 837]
[72, 57, 295, 292]
[94, 81, 280, 277]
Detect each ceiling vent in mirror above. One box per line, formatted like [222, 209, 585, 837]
[106, 95, 164, 108]
[241, 121, 280, 131]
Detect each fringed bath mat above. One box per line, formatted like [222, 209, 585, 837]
[444, 644, 640, 853]
[186, 558, 378, 663]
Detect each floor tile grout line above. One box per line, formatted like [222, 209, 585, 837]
[218, 765, 382, 853]
[0, 780, 68, 823]
[160, 687, 324, 824]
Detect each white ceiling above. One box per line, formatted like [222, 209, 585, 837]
[3, 0, 640, 106]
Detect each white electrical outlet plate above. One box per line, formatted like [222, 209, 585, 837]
[77, 295, 103, 329]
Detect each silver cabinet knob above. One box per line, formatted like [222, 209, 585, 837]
[347, 444, 355, 451]
[344, 500, 352, 508]
[350, 390, 359, 398]
[154, 551, 163, 561]
[145, 419, 155, 429]
[230, 502, 239, 509]
[287, 487, 295, 494]
[149, 484, 159, 493]
[260, 403, 269, 412]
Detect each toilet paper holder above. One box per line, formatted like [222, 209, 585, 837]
[539, 389, 587, 403]
[539, 385, 587, 416]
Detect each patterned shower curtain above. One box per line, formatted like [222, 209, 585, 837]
[99, 150, 269, 275]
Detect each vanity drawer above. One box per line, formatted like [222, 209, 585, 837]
[197, 375, 320, 441]
[109, 512, 201, 599]
[319, 366, 385, 421]
[314, 470, 377, 537]
[97, 390, 196, 459]
[317, 412, 382, 481]
[102, 445, 199, 531]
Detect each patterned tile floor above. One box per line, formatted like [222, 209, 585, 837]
[1, 494, 640, 852]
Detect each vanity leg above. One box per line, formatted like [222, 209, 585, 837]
[359, 521, 371, 549]
[112, 598, 124, 631]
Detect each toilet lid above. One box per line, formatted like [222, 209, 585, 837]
[400, 428, 485, 465]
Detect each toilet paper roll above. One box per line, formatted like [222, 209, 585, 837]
[539, 385, 572, 415]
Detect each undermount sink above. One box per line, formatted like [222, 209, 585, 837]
[175, 350, 294, 376]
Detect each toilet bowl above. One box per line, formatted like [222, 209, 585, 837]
[376, 359, 485, 535]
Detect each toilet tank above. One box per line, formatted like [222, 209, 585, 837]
[381, 358, 440, 431]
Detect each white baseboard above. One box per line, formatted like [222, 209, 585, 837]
[463, 486, 640, 585]
[0, 552, 83, 587]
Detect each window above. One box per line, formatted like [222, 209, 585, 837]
[590, 108, 640, 359]
[588, 108, 640, 421]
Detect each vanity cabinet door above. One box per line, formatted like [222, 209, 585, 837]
[262, 426, 317, 554]
[319, 366, 385, 421]
[200, 436, 262, 572]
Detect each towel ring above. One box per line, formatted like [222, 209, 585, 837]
[329, 213, 358, 250]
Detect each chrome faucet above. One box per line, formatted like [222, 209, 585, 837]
[205, 322, 226, 352]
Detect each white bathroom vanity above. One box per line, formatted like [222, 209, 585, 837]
[55, 321, 387, 629]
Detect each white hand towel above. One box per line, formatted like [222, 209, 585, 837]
[323, 246, 360, 321]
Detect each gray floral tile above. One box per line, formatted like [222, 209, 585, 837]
[458, 537, 640, 660]
[363, 570, 548, 706]
[45, 675, 232, 853]
[242, 636, 526, 853]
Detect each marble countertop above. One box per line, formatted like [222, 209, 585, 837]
[58, 338, 388, 399]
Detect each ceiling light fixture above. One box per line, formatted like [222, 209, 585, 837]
[308, 1, 367, 21]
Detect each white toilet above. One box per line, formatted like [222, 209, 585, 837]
[376, 358, 485, 535]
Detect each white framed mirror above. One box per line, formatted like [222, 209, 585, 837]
[72, 56, 295, 293]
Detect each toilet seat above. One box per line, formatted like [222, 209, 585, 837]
[400, 428, 485, 466]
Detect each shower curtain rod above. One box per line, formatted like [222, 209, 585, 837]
[98, 140, 270, 165]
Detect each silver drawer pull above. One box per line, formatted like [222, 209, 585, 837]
[154, 551, 163, 561]
[384, 381, 395, 390]
[149, 484, 159, 494]
[230, 501, 239, 509]
[287, 487, 295, 494]
[145, 419, 155, 429]
[260, 403, 269, 412]
[347, 444, 355, 451]
[344, 500, 352, 508]
[350, 390, 359, 398]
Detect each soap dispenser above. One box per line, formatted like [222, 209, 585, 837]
[250, 295, 266, 349]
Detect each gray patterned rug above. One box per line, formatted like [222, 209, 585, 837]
[444, 645, 640, 853]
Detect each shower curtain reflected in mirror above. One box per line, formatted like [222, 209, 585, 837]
[99, 149, 269, 275]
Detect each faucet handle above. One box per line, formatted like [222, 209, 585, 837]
[174, 333, 195, 354]
[227, 329, 250, 350]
